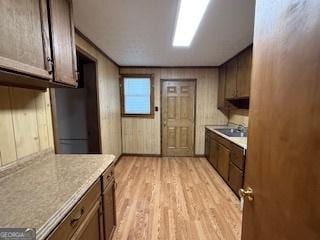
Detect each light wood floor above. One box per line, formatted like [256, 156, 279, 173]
[113, 156, 242, 240]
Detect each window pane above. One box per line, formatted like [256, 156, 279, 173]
[125, 96, 150, 114]
[123, 77, 151, 114]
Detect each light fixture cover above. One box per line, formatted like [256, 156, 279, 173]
[173, 0, 210, 47]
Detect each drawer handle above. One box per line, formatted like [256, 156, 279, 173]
[70, 207, 84, 227]
[106, 171, 113, 180]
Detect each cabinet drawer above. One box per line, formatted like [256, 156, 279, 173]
[228, 162, 244, 197]
[230, 143, 245, 170]
[48, 180, 101, 240]
[102, 165, 115, 190]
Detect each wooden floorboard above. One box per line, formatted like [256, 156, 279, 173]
[113, 156, 242, 240]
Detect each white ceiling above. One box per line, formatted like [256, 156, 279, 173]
[73, 0, 255, 66]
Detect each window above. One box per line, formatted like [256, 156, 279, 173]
[121, 75, 154, 117]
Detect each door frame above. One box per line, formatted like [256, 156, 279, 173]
[160, 79, 197, 157]
[50, 45, 102, 154]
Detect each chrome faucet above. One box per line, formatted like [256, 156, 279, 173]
[237, 124, 247, 133]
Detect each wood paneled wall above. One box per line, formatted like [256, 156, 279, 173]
[75, 33, 122, 158]
[120, 68, 228, 155]
[0, 87, 54, 166]
[229, 109, 249, 127]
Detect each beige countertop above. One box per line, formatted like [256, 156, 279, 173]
[0, 152, 115, 240]
[206, 125, 248, 150]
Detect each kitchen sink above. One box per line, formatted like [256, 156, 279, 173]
[215, 128, 247, 137]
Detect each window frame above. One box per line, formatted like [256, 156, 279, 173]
[120, 74, 155, 118]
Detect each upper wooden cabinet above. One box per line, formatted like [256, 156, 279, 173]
[236, 47, 252, 98]
[222, 46, 253, 101]
[0, 0, 52, 84]
[225, 58, 238, 99]
[218, 65, 232, 111]
[0, 0, 77, 89]
[48, 0, 78, 86]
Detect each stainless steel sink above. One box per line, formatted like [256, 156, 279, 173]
[215, 128, 247, 137]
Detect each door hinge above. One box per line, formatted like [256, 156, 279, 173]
[75, 70, 80, 81]
[47, 57, 54, 74]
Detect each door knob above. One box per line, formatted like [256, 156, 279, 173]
[239, 187, 254, 201]
[163, 121, 167, 127]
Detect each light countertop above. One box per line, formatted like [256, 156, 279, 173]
[0, 152, 115, 240]
[206, 125, 248, 150]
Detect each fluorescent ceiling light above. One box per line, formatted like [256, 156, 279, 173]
[173, 0, 210, 47]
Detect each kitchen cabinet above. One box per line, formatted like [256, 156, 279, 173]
[71, 200, 104, 240]
[225, 58, 238, 99]
[205, 128, 246, 197]
[48, 0, 78, 86]
[209, 139, 219, 168]
[217, 143, 230, 181]
[218, 65, 233, 111]
[103, 180, 116, 240]
[228, 162, 243, 194]
[222, 46, 252, 101]
[102, 168, 117, 240]
[0, 0, 77, 89]
[236, 47, 252, 98]
[0, 0, 52, 86]
[48, 165, 116, 240]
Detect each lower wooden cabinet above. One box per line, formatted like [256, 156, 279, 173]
[209, 139, 218, 168]
[228, 162, 244, 195]
[70, 200, 103, 240]
[205, 129, 246, 197]
[217, 143, 230, 181]
[48, 165, 116, 240]
[103, 179, 116, 240]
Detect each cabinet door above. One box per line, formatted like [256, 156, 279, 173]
[217, 143, 231, 181]
[48, 0, 78, 86]
[218, 65, 227, 110]
[228, 162, 243, 197]
[205, 134, 210, 160]
[237, 47, 252, 98]
[209, 139, 219, 169]
[225, 58, 238, 99]
[71, 200, 103, 240]
[103, 180, 116, 240]
[0, 0, 52, 80]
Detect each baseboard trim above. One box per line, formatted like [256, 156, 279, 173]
[122, 153, 162, 157]
[194, 154, 206, 158]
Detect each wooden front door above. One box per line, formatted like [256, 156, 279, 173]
[161, 80, 195, 156]
[241, 0, 320, 239]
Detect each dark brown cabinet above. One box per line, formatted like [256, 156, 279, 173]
[102, 166, 116, 240]
[0, 0, 77, 89]
[102, 180, 116, 240]
[209, 139, 219, 168]
[219, 46, 252, 103]
[217, 143, 231, 181]
[236, 48, 252, 98]
[48, 0, 78, 86]
[205, 128, 246, 197]
[228, 162, 243, 194]
[0, 0, 52, 85]
[218, 65, 233, 111]
[225, 58, 238, 99]
[71, 200, 104, 240]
